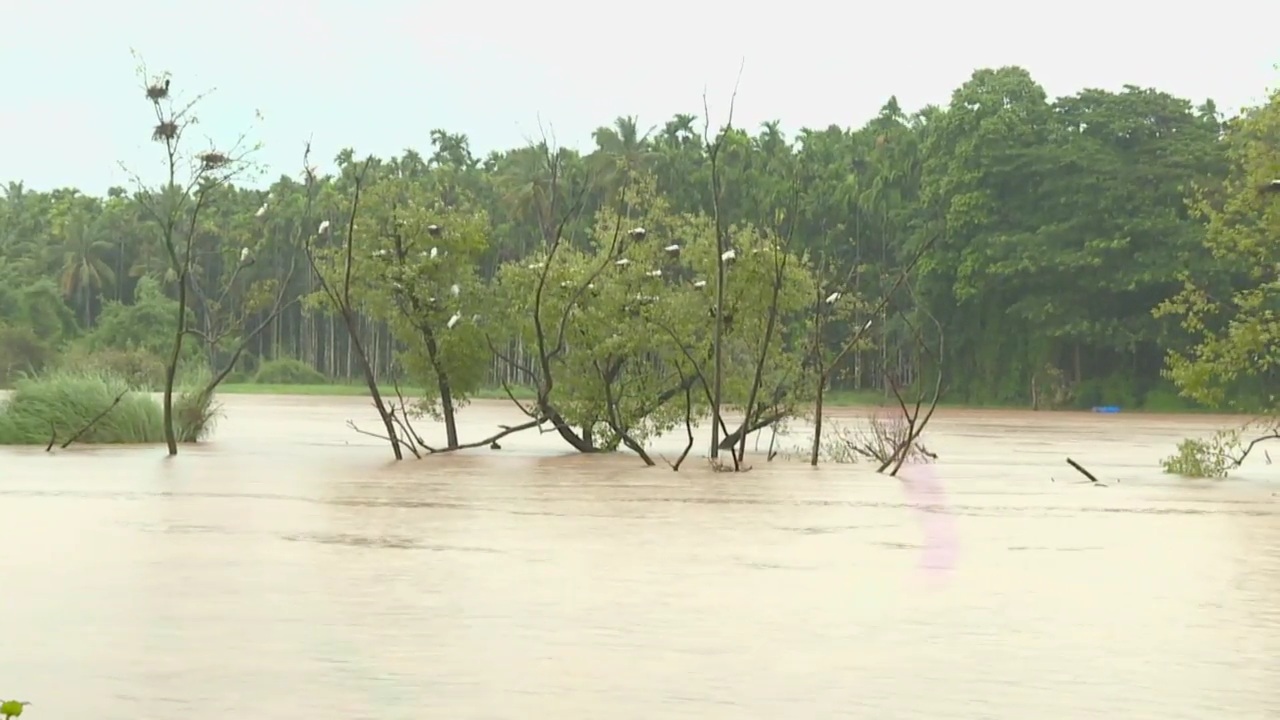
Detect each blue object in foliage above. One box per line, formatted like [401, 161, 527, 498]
[1092, 406, 1120, 414]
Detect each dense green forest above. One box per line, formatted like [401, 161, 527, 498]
[1, 65, 1277, 425]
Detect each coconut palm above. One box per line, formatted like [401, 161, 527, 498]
[56, 206, 116, 326]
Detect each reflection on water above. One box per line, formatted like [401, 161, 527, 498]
[2, 396, 1278, 719]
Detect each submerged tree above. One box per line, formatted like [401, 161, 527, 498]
[124, 55, 260, 455]
[352, 171, 492, 449]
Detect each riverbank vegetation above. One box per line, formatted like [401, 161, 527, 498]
[1, 61, 1277, 471]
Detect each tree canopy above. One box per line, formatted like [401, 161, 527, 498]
[1, 65, 1275, 422]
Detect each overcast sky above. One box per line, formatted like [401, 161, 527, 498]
[3, 0, 1277, 192]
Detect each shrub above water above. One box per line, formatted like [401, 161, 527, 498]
[254, 358, 327, 385]
[0, 370, 164, 445]
[0, 370, 218, 446]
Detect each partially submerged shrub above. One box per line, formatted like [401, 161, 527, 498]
[1162, 437, 1234, 478]
[0, 369, 220, 446]
[0, 325, 53, 387]
[0, 370, 164, 445]
[804, 412, 936, 467]
[173, 388, 220, 443]
[1161, 421, 1279, 478]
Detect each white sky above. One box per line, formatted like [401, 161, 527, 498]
[2, 0, 1277, 191]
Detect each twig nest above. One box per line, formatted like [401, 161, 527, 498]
[198, 151, 230, 169]
[145, 78, 171, 101]
[152, 121, 178, 142]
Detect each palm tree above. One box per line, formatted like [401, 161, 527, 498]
[589, 116, 659, 195]
[57, 209, 115, 327]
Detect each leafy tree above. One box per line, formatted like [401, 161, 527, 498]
[1158, 89, 1280, 412]
[348, 173, 492, 448]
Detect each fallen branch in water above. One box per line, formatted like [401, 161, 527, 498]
[1066, 457, 1100, 483]
[59, 390, 129, 450]
[425, 418, 545, 454]
[347, 419, 421, 458]
[347, 416, 546, 457]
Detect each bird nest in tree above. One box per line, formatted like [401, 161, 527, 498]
[146, 78, 171, 101]
[152, 121, 178, 142]
[198, 151, 230, 169]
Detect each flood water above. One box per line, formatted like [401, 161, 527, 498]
[2, 395, 1278, 719]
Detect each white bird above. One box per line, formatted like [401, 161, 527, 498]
[318, 220, 330, 234]
[560, 281, 573, 288]
[862, 320, 874, 331]
[615, 258, 631, 267]
[450, 283, 460, 296]
[255, 203, 267, 218]
[721, 249, 736, 262]
[692, 279, 707, 289]
[664, 244, 681, 257]
[528, 262, 544, 270]
[240, 247, 250, 262]
[373, 249, 389, 258]
[430, 247, 438, 259]
[629, 227, 647, 240]
[825, 291, 842, 304]
[447, 312, 462, 329]
[587, 283, 596, 290]
[646, 269, 662, 278]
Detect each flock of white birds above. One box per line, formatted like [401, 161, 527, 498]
[238, 208, 851, 335]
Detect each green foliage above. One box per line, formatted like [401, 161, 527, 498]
[1, 65, 1274, 459]
[59, 347, 168, 389]
[0, 369, 216, 446]
[254, 358, 327, 385]
[0, 324, 53, 386]
[1160, 429, 1244, 479]
[340, 172, 493, 418]
[1157, 88, 1280, 413]
[491, 172, 816, 449]
[173, 387, 219, 442]
[0, 370, 164, 444]
[85, 276, 191, 358]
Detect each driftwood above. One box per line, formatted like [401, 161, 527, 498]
[1065, 457, 1105, 484]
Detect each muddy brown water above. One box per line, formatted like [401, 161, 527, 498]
[2, 395, 1278, 719]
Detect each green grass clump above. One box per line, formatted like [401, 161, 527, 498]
[0, 370, 163, 445]
[0, 369, 218, 446]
